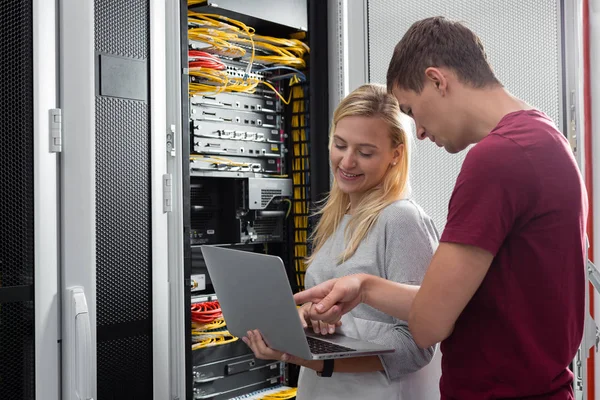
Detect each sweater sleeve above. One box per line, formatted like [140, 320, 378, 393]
[375, 200, 439, 381]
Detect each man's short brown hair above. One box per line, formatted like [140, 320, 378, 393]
[386, 17, 500, 93]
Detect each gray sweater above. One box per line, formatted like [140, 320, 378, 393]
[297, 199, 440, 399]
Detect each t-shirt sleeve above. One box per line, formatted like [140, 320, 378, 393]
[375, 202, 440, 381]
[440, 135, 537, 255]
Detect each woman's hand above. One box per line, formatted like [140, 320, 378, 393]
[294, 275, 367, 324]
[242, 329, 286, 361]
[242, 329, 323, 371]
[298, 302, 342, 335]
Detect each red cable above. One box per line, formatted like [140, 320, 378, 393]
[189, 60, 226, 70]
[188, 51, 226, 70]
[189, 50, 217, 58]
[191, 301, 223, 323]
[583, 0, 595, 398]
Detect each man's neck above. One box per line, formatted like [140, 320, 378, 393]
[462, 86, 531, 144]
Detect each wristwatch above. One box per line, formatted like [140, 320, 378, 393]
[317, 359, 334, 377]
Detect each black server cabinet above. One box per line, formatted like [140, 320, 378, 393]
[0, 1, 35, 399]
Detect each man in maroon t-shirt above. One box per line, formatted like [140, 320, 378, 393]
[295, 17, 588, 399]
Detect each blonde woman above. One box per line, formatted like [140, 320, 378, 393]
[243, 84, 441, 399]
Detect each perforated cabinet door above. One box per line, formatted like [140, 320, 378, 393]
[367, 0, 563, 233]
[60, 1, 169, 398]
[94, 0, 154, 398]
[0, 1, 36, 399]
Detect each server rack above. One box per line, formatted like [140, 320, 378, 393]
[176, 1, 330, 399]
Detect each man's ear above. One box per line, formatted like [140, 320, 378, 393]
[425, 67, 448, 95]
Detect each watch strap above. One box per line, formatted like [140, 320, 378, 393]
[317, 359, 334, 377]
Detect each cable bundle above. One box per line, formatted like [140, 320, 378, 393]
[188, 11, 255, 70]
[191, 301, 239, 350]
[259, 387, 298, 400]
[228, 34, 308, 68]
[189, 50, 226, 70]
[290, 84, 311, 289]
[191, 329, 238, 350]
[188, 11, 308, 68]
[191, 300, 222, 323]
[186, 8, 308, 97]
[230, 386, 298, 400]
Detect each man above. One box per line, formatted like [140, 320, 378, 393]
[295, 16, 588, 399]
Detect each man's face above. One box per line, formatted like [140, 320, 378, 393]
[392, 84, 466, 154]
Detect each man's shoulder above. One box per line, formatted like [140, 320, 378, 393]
[461, 134, 528, 175]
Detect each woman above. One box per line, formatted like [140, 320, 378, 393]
[243, 84, 441, 399]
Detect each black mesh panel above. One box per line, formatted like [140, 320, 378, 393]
[96, 97, 151, 326]
[95, 0, 152, 397]
[95, 0, 149, 59]
[0, 302, 35, 399]
[97, 335, 152, 399]
[0, 0, 35, 399]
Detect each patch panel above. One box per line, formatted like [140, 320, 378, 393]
[190, 156, 281, 176]
[190, 105, 282, 129]
[224, 64, 267, 82]
[190, 92, 281, 114]
[192, 120, 284, 144]
[193, 137, 284, 159]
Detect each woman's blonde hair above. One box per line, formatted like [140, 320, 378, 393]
[307, 83, 411, 264]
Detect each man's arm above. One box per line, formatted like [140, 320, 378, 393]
[295, 242, 493, 348]
[407, 242, 492, 348]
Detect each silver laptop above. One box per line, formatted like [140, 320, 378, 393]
[200, 245, 394, 360]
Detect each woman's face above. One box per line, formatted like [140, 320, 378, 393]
[330, 116, 401, 198]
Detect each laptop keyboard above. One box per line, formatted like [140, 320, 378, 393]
[306, 335, 357, 354]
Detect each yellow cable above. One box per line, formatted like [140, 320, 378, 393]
[190, 155, 249, 167]
[191, 329, 238, 350]
[283, 198, 292, 218]
[259, 388, 298, 400]
[193, 318, 226, 331]
[188, 12, 256, 70]
[192, 336, 238, 350]
[259, 81, 292, 105]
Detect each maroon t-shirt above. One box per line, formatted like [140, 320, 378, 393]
[439, 110, 588, 399]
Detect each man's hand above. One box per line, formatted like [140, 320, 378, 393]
[293, 274, 367, 324]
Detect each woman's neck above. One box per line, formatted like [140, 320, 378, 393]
[348, 193, 364, 214]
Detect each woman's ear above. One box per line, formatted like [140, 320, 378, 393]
[392, 144, 404, 166]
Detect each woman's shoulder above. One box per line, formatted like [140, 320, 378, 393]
[379, 199, 440, 246]
[380, 198, 431, 225]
